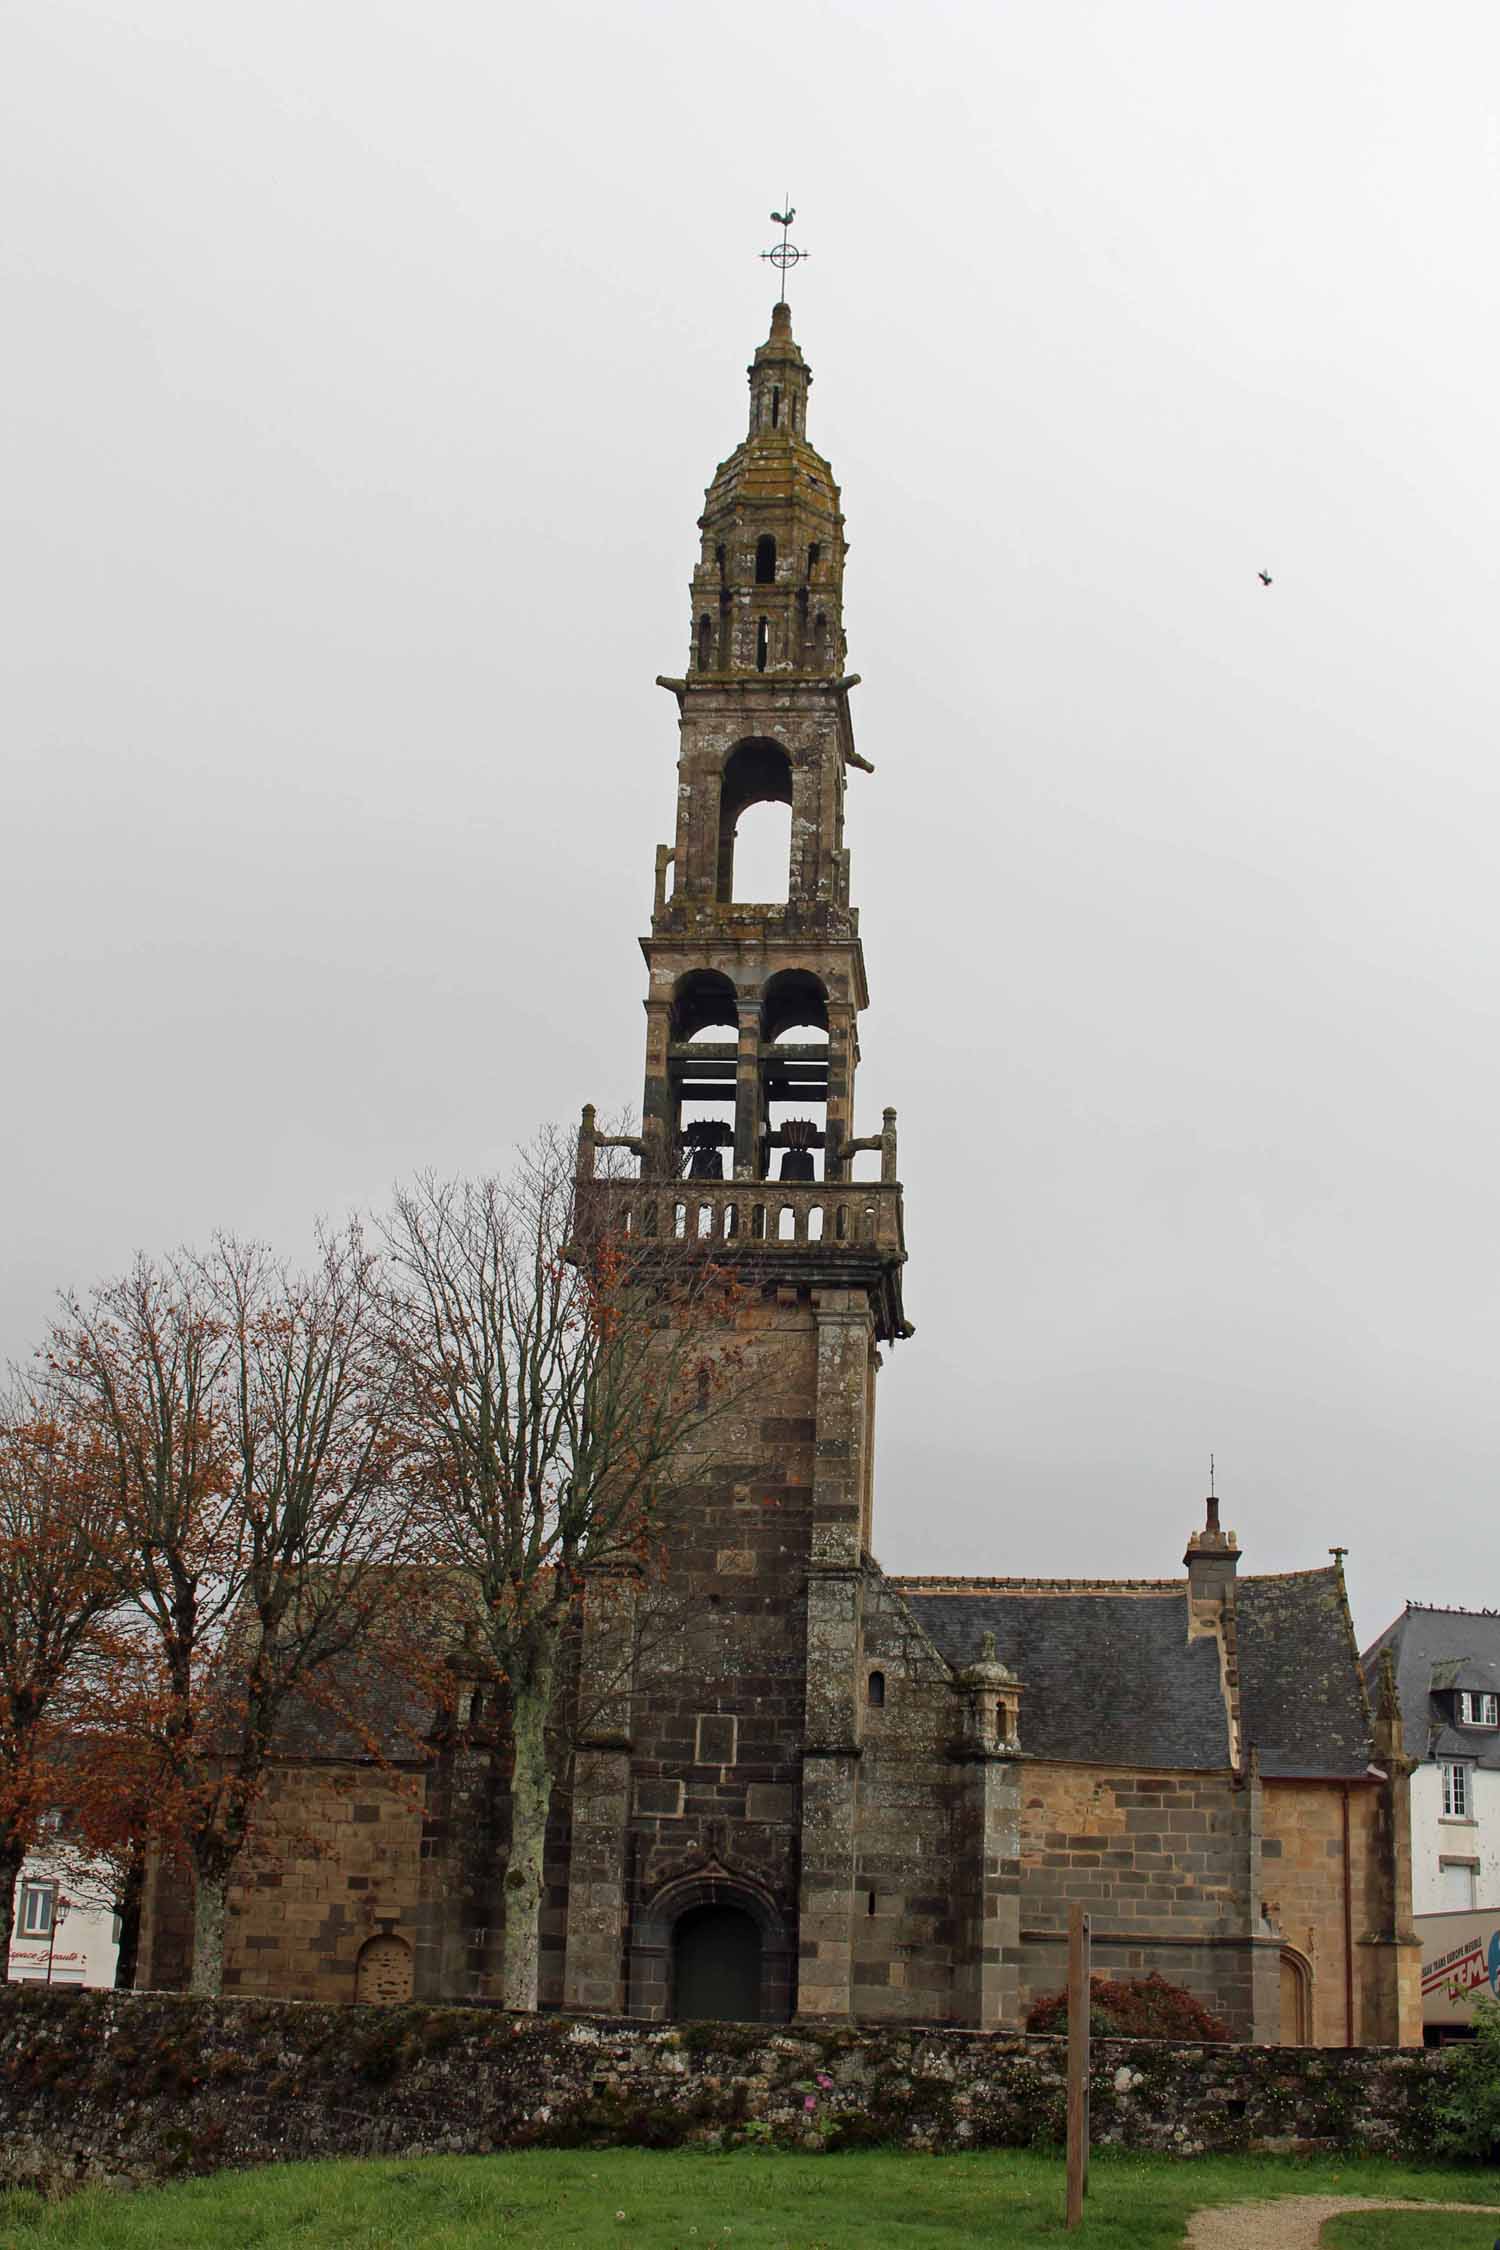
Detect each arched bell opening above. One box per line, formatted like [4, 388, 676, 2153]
[669, 970, 740, 1179]
[717, 739, 793, 905]
[628, 1874, 792, 2024]
[761, 970, 831, 1183]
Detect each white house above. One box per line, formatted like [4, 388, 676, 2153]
[7, 1854, 119, 1989]
[1363, 1606, 1500, 1913]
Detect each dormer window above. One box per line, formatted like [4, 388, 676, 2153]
[1459, 1690, 1498, 1728]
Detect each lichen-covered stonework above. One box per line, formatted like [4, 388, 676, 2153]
[0, 1988, 1447, 2193]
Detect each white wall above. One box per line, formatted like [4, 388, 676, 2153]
[1411, 1760, 1500, 1918]
[7, 1855, 119, 1990]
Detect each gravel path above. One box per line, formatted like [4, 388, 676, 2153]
[1185, 2195, 1500, 2246]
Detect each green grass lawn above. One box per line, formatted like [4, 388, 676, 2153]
[0, 2150, 1494, 2250]
[1324, 2219, 1500, 2248]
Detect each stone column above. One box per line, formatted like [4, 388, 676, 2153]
[952, 1637, 1025, 2029]
[641, 999, 675, 1173]
[733, 1000, 763, 1180]
[1359, 1650, 1424, 2046]
[795, 1290, 871, 2022]
[953, 1751, 1024, 2028]
[823, 1004, 855, 1182]
[412, 1689, 499, 2003]
[562, 1566, 640, 2014]
[1233, 1752, 1282, 2041]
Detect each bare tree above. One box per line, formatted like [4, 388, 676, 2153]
[52, 1226, 410, 1994]
[0, 1380, 123, 1978]
[382, 1126, 740, 2011]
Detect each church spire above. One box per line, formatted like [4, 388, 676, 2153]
[689, 304, 846, 681]
[747, 300, 811, 440]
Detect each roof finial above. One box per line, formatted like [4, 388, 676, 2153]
[761, 197, 808, 303]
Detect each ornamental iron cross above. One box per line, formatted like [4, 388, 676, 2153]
[761, 199, 807, 296]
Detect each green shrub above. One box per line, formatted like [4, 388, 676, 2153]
[1433, 1992, 1500, 2161]
[1024, 1970, 1232, 2043]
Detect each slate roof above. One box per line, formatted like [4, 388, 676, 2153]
[893, 1566, 1372, 1778]
[1362, 1605, 1500, 1772]
[1235, 1572, 1372, 1778]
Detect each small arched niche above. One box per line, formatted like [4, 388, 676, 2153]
[355, 1931, 413, 2006]
[718, 739, 793, 905]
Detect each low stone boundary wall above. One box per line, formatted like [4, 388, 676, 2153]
[0, 1987, 1445, 2190]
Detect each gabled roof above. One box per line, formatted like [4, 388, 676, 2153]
[1235, 1570, 1372, 1778]
[1362, 1604, 1500, 1770]
[892, 1565, 1372, 1779]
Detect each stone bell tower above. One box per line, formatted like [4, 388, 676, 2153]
[567, 299, 909, 2026]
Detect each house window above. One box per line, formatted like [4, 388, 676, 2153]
[1442, 1761, 1472, 1819]
[1459, 1691, 1499, 1728]
[1439, 1858, 1479, 1911]
[17, 1881, 55, 1938]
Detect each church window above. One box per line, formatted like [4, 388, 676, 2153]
[756, 618, 769, 672]
[867, 1890, 877, 1916]
[807, 542, 821, 574]
[755, 536, 777, 585]
[866, 1670, 885, 1708]
[771, 386, 780, 429]
[715, 543, 726, 575]
[1442, 1761, 1472, 1818]
[697, 615, 712, 670]
[1458, 1691, 1498, 1727]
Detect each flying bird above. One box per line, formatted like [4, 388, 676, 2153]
[1258, 570, 1273, 587]
[771, 207, 796, 227]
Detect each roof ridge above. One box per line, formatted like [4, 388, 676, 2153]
[1402, 1601, 1500, 1618]
[894, 1576, 1184, 1593]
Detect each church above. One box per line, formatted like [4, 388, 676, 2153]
[138, 300, 1421, 2046]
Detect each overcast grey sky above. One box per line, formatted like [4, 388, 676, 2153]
[4, 0, 1497, 1647]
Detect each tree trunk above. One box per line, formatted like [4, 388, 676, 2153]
[500, 1647, 558, 2012]
[189, 1864, 230, 1996]
[0, 1849, 22, 1983]
[113, 1851, 144, 1991]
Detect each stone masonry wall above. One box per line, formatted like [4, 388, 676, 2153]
[1017, 1763, 1259, 2033]
[0, 1988, 1447, 2194]
[221, 1764, 425, 2005]
[1262, 1778, 1377, 2049]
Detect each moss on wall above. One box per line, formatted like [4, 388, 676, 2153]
[0, 1986, 1445, 2193]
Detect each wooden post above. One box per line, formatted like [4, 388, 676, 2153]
[1066, 1903, 1090, 2231]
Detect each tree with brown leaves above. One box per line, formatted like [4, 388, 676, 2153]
[0, 1381, 124, 1979]
[52, 1226, 410, 1994]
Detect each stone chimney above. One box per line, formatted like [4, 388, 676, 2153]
[1184, 1492, 1240, 1613]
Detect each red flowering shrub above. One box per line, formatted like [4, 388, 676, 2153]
[1025, 1970, 1231, 2043]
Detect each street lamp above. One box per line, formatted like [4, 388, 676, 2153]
[44, 1893, 71, 1986]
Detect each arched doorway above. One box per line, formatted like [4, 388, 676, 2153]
[628, 1873, 792, 2022]
[1278, 1947, 1312, 2045]
[355, 1931, 413, 2005]
[673, 1902, 762, 2021]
